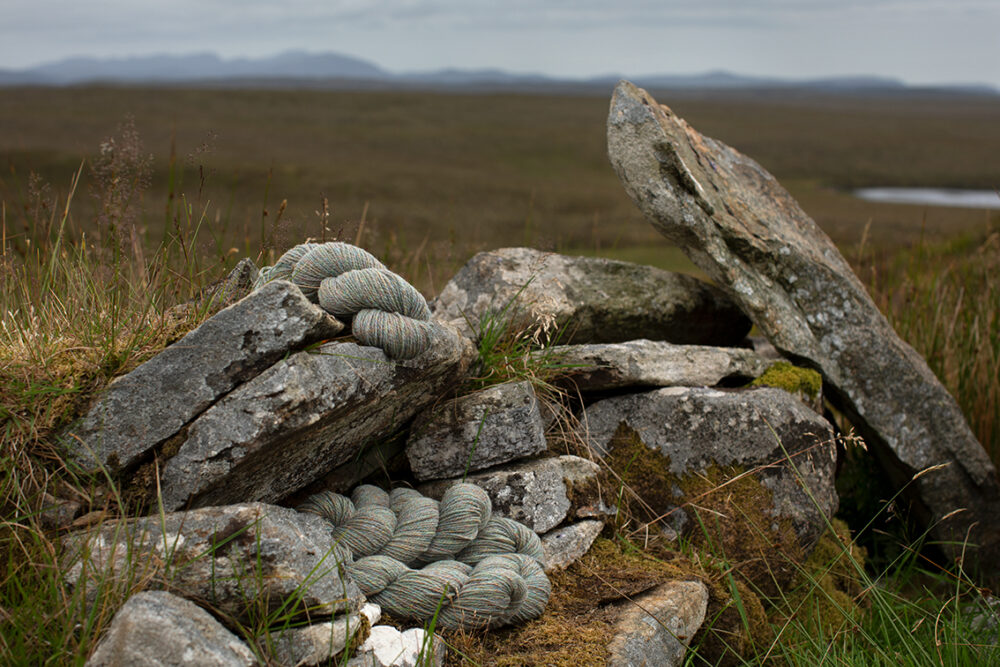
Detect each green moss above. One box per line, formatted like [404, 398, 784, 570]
[443, 537, 701, 666]
[602, 423, 804, 594]
[769, 519, 867, 637]
[751, 361, 822, 399]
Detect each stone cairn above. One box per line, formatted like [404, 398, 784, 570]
[62, 84, 999, 666]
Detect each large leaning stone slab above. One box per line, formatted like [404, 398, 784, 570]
[158, 328, 473, 510]
[585, 387, 837, 561]
[543, 339, 771, 392]
[68, 280, 344, 472]
[607, 80, 1000, 571]
[86, 591, 256, 667]
[431, 247, 750, 346]
[405, 380, 547, 482]
[607, 580, 709, 667]
[418, 455, 604, 533]
[64, 503, 363, 624]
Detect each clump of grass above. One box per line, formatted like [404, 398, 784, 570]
[465, 281, 577, 398]
[854, 226, 1000, 464]
[0, 120, 246, 663]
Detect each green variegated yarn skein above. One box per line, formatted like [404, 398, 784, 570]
[255, 241, 438, 359]
[299, 483, 551, 631]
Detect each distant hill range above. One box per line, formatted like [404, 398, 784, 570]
[1, 50, 995, 95]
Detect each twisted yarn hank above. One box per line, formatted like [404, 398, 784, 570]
[299, 483, 551, 630]
[255, 241, 437, 359]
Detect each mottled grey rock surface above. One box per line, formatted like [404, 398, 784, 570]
[431, 247, 750, 346]
[540, 520, 605, 572]
[85, 591, 256, 667]
[406, 380, 547, 481]
[606, 580, 709, 667]
[270, 611, 367, 667]
[69, 280, 343, 472]
[418, 455, 604, 533]
[544, 339, 771, 392]
[158, 328, 473, 510]
[607, 80, 1000, 572]
[585, 387, 837, 552]
[64, 503, 363, 624]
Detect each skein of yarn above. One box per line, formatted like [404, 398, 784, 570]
[299, 483, 551, 630]
[255, 241, 438, 360]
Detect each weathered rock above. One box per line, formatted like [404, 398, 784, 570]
[406, 380, 547, 482]
[542, 339, 771, 392]
[431, 247, 750, 346]
[347, 626, 445, 667]
[40, 492, 83, 531]
[607, 80, 1000, 571]
[359, 602, 382, 626]
[585, 387, 838, 564]
[64, 503, 364, 624]
[606, 580, 709, 667]
[304, 437, 408, 497]
[418, 455, 605, 533]
[158, 327, 473, 510]
[540, 519, 605, 572]
[69, 280, 344, 472]
[85, 591, 256, 667]
[270, 611, 367, 667]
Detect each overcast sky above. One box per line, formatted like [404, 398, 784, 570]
[2, 0, 998, 87]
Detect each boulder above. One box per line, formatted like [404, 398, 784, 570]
[540, 520, 605, 572]
[585, 386, 837, 586]
[158, 329, 473, 510]
[63, 503, 364, 624]
[606, 580, 709, 667]
[542, 339, 771, 392]
[406, 380, 547, 482]
[431, 247, 750, 346]
[418, 455, 605, 533]
[68, 280, 344, 472]
[607, 80, 1000, 571]
[86, 591, 256, 667]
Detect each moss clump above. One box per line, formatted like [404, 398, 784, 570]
[750, 361, 822, 399]
[602, 423, 804, 594]
[769, 518, 867, 636]
[443, 537, 699, 666]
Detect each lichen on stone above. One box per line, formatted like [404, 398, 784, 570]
[751, 361, 822, 399]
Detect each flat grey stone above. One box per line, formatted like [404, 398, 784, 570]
[540, 520, 604, 572]
[270, 611, 367, 667]
[432, 247, 750, 346]
[607, 80, 1000, 572]
[158, 327, 473, 510]
[585, 387, 838, 553]
[406, 380, 547, 482]
[607, 580, 709, 667]
[543, 339, 771, 391]
[418, 455, 604, 533]
[64, 503, 363, 625]
[68, 280, 343, 472]
[85, 591, 256, 667]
